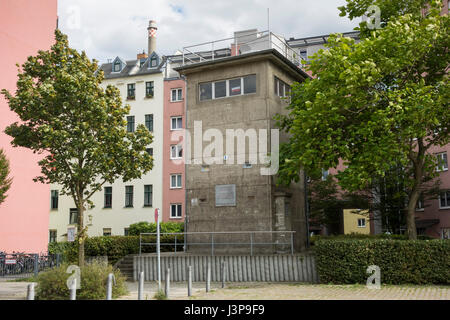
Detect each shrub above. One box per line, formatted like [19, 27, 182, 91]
[49, 234, 185, 265]
[314, 239, 450, 285]
[35, 262, 128, 300]
[128, 221, 184, 235]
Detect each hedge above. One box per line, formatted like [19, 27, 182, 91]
[314, 239, 450, 285]
[310, 233, 433, 245]
[49, 234, 184, 265]
[128, 221, 184, 235]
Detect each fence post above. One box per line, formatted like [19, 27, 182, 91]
[291, 233, 294, 255]
[187, 265, 192, 297]
[165, 268, 170, 298]
[27, 283, 35, 300]
[106, 273, 115, 300]
[69, 278, 77, 300]
[221, 260, 226, 289]
[211, 234, 214, 256]
[206, 261, 211, 292]
[139, 234, 142, 256]
[138, 271, 144, 300]
[250, 233, 253, 256]
[175, 235, 177, 254]
[33, 254, 39, 277]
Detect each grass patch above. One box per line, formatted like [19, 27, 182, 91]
[153, 290, 167, 300]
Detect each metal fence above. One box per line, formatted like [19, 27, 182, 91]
[139, 231, 296, 256]
[0, 252, 61, 278]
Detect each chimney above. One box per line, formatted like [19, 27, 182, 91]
[147, 20, 157, 55]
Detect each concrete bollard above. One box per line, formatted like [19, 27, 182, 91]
[165, 268, 170, 298]
[138, 271, 144, 300]
[106, 273, 115, 300]
[206, 261, 211, 293]
[221, 261, 226, 289]
[27, 283, 35, 300]
[69, 278, 77, 300]
[187, 266, 192, 297]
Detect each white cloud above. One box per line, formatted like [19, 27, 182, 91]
[58, 0, 359, 63]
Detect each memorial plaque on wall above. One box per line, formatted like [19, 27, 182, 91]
[215, 184, 236, 207]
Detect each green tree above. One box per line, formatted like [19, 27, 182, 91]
[277, 1, 449, 239]
[0, 148, 12, 206]
[1, 30, 153, 265]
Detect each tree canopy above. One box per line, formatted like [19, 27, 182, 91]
[1, 30, 153, 264]
[0, 148, 12, 206]
[277, 1, 449, 239]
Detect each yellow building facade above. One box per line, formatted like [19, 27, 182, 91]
[343, 209, 371, 234]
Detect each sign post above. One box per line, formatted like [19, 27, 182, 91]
[155, 208, 161, 291]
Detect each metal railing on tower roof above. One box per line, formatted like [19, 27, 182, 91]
[178, 30, 304, 68]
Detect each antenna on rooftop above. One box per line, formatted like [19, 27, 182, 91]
[267, 8, 270, 32]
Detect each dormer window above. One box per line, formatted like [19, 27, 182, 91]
[112, 57, 126, 73]
[150, 56, 157, 68]
[148, 52, 159, 69]
[113, 60, 121, 72]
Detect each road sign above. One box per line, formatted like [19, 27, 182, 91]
[5, 259, 16, 265]
[154, 208, 159, 223]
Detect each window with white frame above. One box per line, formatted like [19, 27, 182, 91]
[171, 88, 183, 102]
[436, 152, 448, 172]
[439, 190, 450, 209]
[357, 218, 366, 228]
[274, 76, 291, 98]
[103, 228, 112, 236]
[171, 116, 182, 130]
[170, 145, 183, 159]
[199, 74, 256, 101]
[170, 174, 182, 189]
[170, 203, 182, 218]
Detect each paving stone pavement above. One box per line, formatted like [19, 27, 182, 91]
[1, 278, 448, 300]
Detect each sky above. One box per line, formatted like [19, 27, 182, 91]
[57, 0, 360, 64]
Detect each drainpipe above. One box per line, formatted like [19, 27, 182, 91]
[183, 75, 188, 253]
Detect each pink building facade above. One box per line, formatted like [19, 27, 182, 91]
[0, 0, 57, 253]
[163, 78, 186, 222]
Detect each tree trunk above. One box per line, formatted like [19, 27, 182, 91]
[77, 200, 85, 266]
[406, 190, 419, 240]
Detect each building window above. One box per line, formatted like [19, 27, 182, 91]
[150, 56, 158, 68]
[51, 190, 59, 209]
[299, 50, 307, 62]
[170, 174, 182, 189]
[125, 186, 134, 208]
[49, 230, 57, 243]
[104, 187, 112, 208]
[243, 74, 256, 94]
[274, 76, 291, 98]
[69, 208, 78, 225]
[145, 114, 153, 132]
[146, 148, 153, 156]
[321, 169, 329, 181]
[442, 228, 450, 240]
[170, 145, 183, 159]
[144, 185, 153, 207]
[127, 116, 135, 133]
[199, 74, 256, 101]
[171, 88, 183, 102]
[171, 116, 182, 130]
[357, 218, 366, 228]
[436, 152, 448, 172]
[243, 162, 252, 169]
[416, 194, 424, 211]
[103, 228, 112, 236]
[229, 78, 242, 96]
[113, 60, 121, 72]
[439, 190, 450, 209]
[124, 228, 130, 236]
[145, 81, 154, 97]
[170, 204, 182, 218]
[127, 83, 136, 99]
